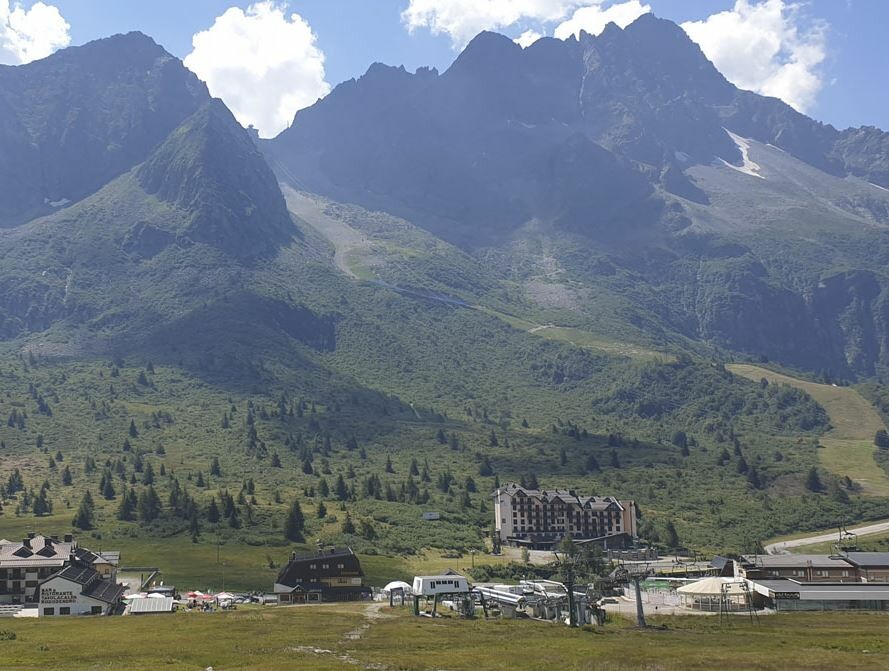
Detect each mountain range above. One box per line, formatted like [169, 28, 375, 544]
[2, 16, 889, 554]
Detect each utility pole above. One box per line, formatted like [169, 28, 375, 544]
[632, 575, 646, 628]
[554, 541, 579, 627]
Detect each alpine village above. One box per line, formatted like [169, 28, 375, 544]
[2, 3, 889, 670]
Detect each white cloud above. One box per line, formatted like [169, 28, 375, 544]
[184, 1, 330, 138]
[553, 1, 650, 39]
[0, 0, 70, 65]
[681, 0, 827, 112]
[402, 0, 582, 48]
[515, 29, 543, 47]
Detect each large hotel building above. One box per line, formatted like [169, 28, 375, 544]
[494, 483, 637, 550]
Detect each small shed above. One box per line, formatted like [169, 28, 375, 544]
[128, 596, 175, 615]
[677, 578, 749, 612]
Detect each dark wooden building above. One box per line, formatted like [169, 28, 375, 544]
[273, 547, 370, 603]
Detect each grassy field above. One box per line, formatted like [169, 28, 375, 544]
[728, 364, 889, 496]
[1, 604, 888, 670]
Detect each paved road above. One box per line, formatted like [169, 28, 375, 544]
[765, 519, 889, 554]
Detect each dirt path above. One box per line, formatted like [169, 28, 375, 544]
[764, 519, 889, 554]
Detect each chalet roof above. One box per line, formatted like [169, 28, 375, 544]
[498, 484, 627, 510]
[0, 535, 74, 566]
[42, 563, 124, 604]
[83, 578, 126, 604]
[285, 547, 356, 562]
[276, 547, 363, 586]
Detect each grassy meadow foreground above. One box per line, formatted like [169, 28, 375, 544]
[1, 604, 888, 670]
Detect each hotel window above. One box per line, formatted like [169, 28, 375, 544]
[322, 564, 329, 569]
[309, 564, 317, 569]
[337, 564, 344, 569]
[91, 606, 102, 615]
[59, 607, 70, 615]
[43, 607, 54, 616]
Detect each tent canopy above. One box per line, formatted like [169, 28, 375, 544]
[677, 577, 746, 596]
[382, 581, 412, 593]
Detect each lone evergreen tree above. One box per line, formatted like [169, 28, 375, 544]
[129, 419, 139, 438]
[72, 491, 95, 530]
[341, 511, 355, 534]
[805, 466, 823, 492]
[334, 474, 348, 500]
[207, 497, 221, 524]
[284, 500, 305, 542]
[210, 457, 221, 477]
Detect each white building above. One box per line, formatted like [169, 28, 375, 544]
[412, 574, 470, 596]
[38, 564, 125, 616]
[0, 534, 120, 607]
[493, 483, 637, 549]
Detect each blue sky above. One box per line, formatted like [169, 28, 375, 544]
[7, 1, 888, 136]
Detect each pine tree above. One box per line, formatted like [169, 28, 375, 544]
[72, 491, 95, 530]
[385, 455, 395, 474]
[318, 478, 330, 498]
[284, 500, 305, 542]
[189, 509, 201, 540]
[334, 474, 348, 500]
[341, 511, 355, 534]
[33, 487, 52, 516]
[142, 462, 155, 485]
[271, 452, 282, 468]
[210, 457, 221, 477]
[102, 476, 116, 500]
[129, 419, 139, 438]
[61, 466, 73, 486]
[117, 489, 137, 521]
[207, 497, 221, 524]
[137, 485, 162, 522]
[301, 457, 313, 474]
[489, 430, 499, 447]
[317, 501, 327, 518]
[805, 467, 823, 492]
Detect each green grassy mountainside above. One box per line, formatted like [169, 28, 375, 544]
[3, 22, 889, 577]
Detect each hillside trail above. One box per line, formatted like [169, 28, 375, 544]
[765, 519, 889, 554]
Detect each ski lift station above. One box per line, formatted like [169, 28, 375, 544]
[412, 574, 470, 596]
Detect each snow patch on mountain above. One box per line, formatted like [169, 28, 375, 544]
[718, 129, 764, 179]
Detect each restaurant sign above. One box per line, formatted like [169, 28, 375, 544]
[41, 588, 76, 605]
